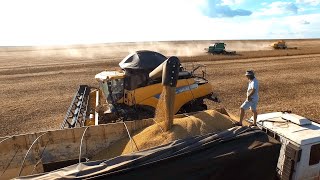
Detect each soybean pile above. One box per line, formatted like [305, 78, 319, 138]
[92, 86, 235, 160]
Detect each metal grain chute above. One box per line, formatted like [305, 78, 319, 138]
[149, 56, 180, 131]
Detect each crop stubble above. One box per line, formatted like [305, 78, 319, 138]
[0, 39, 320, 137]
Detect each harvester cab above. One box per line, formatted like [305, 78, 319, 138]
[95, 71, 125, 106]
[62, 50, 218, 128]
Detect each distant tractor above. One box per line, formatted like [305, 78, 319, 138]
[205, 42, 236, 55]
[271, 40, 287, 49]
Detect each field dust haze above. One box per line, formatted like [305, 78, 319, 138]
[30, 41, 207, 59]
[32, 41, 271, 59]
[227, 41, 272, 51]
[0, 40, 273, 69]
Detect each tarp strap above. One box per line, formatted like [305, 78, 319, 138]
[0, 136, 13, 144]
[260, 118, 289, 128]
[31, 140, 50, 174]
[79, 127, 89, 164]
[260, 117, 287, 123]
[1, 149, 19, 177]
[123, 122, 139, 152]
[18, 132, 48, 177]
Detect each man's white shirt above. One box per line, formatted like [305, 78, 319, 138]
[247, 78, 259, 102]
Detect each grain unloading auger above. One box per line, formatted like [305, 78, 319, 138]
[61, 50, 218, 129]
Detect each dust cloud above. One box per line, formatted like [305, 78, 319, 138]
[29, 40, 271, 59]
[226, 41, 272, 51]
[0, 40, 273, 69]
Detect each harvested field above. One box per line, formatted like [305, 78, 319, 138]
[0, 39, 320, 137]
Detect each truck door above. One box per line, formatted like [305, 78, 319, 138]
[307, 143, 320, 179]
[282, 143, 301, 180]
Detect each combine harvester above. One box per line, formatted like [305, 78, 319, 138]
[204, 42, 236, 55]
[271, 40, 298, 50]
[0, 51, 320, 180]
[61, 50, 218, 128]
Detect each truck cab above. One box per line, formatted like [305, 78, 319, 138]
[251, 112, 320, 180]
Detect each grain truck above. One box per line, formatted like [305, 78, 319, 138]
[1, 109, 320, 179]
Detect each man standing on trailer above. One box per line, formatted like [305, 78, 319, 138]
[239, 70, 259, 126]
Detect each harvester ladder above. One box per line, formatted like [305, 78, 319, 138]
[61, 85, 90, 129]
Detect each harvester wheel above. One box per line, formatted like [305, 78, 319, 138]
[193, 104, 207, 111]
[179, 101, 208, 113]
[200, 104, 208, 110]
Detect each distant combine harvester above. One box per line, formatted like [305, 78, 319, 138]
[204, 42, 236, 55]
[271, 40, 298, 50]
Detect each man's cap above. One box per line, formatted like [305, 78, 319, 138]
[245, 70, 254, 76]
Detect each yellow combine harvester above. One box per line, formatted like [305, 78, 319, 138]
[271, 40, 287, 49]
[61, 50, 218, 128]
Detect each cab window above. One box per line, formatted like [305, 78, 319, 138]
[309, 143, 320, 165]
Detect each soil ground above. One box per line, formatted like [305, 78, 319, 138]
[1, 39, 320, 137]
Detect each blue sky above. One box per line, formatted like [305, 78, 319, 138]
[0, 0, 319, 45]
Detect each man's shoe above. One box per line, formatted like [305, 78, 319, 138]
[250, 124, 257, 128]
